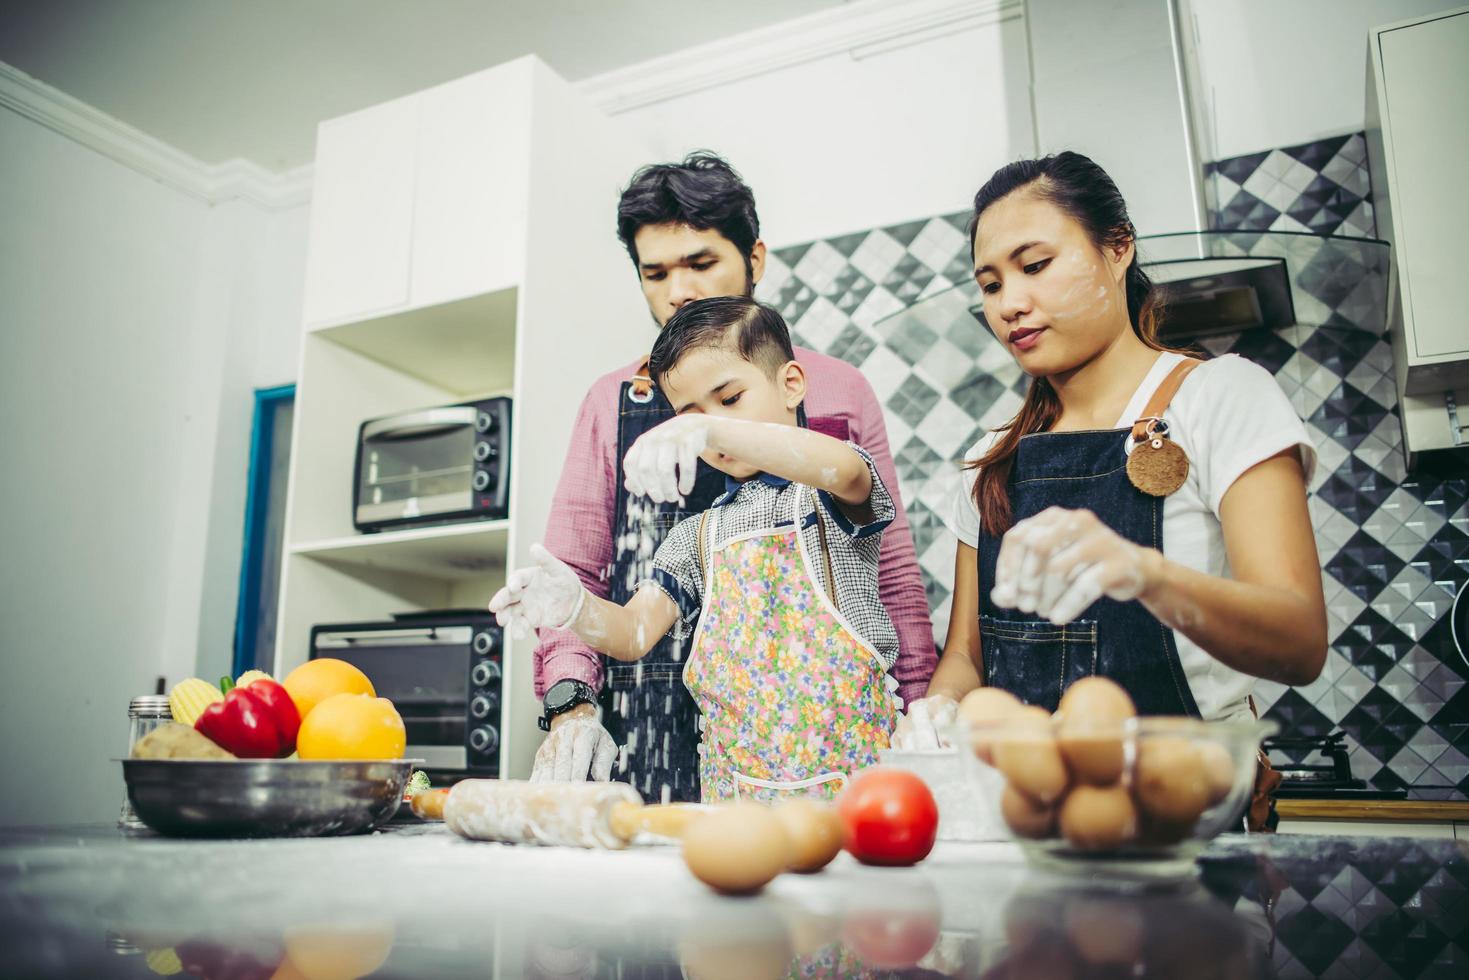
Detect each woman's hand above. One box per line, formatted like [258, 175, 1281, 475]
[488, 544, 587, 637]
[890, 696, 958, 750]
[991, 506, 1162, 625]
[622, 416, 712, 504]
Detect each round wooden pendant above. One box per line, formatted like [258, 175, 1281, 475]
[1127, 437, 1190, 496]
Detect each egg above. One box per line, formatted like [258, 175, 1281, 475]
[1133, 737, 1210, 826]
[1058, 784, 1138, 850]
[1197, 740, 1236, 805]
[993, 706, 1069, 804]
[1056, 678, 1136, 785]
[958, 687, 1024, 764]
[772, 799, 844, 873]
[1064, 898, 1145, 966]
[682, 804, 791, 894]
[1000, 782, 1056, 839]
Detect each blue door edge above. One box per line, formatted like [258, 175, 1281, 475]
[233, 383, 296, 678]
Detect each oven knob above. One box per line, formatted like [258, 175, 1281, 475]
[474, 440, 499, 462]
[470, 659, 501, 686]
[475, 411, 497, 434]
[472, 632, 499, 656]
[470, 725, 499, 754]
[470, 694, 499, 720]
[472, 470, 491, 492]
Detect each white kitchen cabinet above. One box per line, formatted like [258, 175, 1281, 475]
[1366, 7, 1469, 465]
[300, 95, 418, 328]
[277, 57, 652, 779]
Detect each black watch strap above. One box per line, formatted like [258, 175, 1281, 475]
[539, 679, 598, 731]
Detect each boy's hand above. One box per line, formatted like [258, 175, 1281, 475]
[488, 544, 587, 636]
[622, 415, 711, 504]
[891, 695, 957, 750]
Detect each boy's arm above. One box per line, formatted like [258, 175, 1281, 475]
[624, 416, 872, 512]
[569, 587, 680, 663]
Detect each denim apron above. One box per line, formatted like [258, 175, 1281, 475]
[976, 426, 1201, 717]
[602, 363, 827, 803]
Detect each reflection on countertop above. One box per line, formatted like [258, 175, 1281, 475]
[0, 824, 1464, 978]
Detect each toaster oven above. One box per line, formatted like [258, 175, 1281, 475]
[353, 397, 511, 533]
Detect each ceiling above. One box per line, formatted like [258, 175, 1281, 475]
[0, 0, 847, 172]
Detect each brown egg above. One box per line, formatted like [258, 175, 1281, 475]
[1064, 898, 1145, 966]
[1058, 784, 1138, 850]
[1136, 812, 1196, 846]
[993, 706, 1069, 804]
[1001, 782, 1057, 839]
[1133, 737, 1210, 826]
[1056, 678, 1136, 785]
[772, 799, 844, 873]
[959, 687, 1024, 764]
[682, 804, 791, 894]
[1197, 740, 1236, 805]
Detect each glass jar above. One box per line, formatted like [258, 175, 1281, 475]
[118, 695, 172, 829]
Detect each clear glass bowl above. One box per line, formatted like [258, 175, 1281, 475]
[952, 714, 1278, 883]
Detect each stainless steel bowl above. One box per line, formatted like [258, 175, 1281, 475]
[120, 759, 420, 838]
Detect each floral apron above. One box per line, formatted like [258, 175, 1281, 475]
[683, 485, 898, 803]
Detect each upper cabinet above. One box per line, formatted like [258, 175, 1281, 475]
[301, 60, 539, 330]
[1367, 8, 1469, 468]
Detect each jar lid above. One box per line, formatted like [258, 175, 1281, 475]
[128, 695, 173, 717]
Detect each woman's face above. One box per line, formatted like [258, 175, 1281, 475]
[972, 190, 1133, 378]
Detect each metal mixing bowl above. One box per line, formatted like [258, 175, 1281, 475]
[120, 759, 420, 838]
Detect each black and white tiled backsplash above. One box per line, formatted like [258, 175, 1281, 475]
[755, 132, 1469, 798]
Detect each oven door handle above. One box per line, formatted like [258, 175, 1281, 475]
[362, 407, 478, 441]
[315, 626, 473, 647]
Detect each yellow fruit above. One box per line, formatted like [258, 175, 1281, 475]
[283, 659, 375, 721]
[145, 948, 182, 976]
[296, 694, 405, 760]
[235, 669, 273, 689]
[168, 678, 223, 727]
[280, 922, 395, 980]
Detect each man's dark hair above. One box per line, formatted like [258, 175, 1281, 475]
[616, 152, 760, 266]
[648, 296, 795, 389]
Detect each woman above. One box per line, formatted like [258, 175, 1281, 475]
[897, 151, 1326, 746]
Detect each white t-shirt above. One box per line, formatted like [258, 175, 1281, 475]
[945, 351, 1317, 722]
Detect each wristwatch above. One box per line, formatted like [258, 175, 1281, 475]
[539, 679, 598, 731]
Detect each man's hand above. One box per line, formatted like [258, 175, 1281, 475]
[530, 703, 617, 783]
[622, 415, 712, 504]
[891, 695, 958, 750]
[488, 544, 587, 638]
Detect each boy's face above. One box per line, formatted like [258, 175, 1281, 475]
[660, 344, 804, 481]
[633, 223, 767, 327]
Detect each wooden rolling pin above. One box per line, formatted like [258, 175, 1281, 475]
[413, 780, 705, 849]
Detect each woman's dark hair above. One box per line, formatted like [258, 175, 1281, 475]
[616, 152, 760, 267]
[648, 296, 794, 389]
[967, 151, 1178, 537]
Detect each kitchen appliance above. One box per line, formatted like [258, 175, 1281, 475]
[310, 611, 503, 775]
[1265, 731, 1407, 800]
[353, 397, 511, 533]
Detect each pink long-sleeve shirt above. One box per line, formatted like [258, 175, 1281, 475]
[532, 348, 937, 707]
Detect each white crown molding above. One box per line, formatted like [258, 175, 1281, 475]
[0, 60, 312, 211]
[578, 0, 1022, 115]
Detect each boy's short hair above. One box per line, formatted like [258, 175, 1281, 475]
[648, 297, 795, 389]
[616, 152, 760, 267]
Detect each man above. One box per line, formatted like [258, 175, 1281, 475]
[531, 152, 934, 802]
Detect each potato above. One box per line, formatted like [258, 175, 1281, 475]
[131, 723, 236, 760]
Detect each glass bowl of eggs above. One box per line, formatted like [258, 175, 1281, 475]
[952, 678, 1277, 883]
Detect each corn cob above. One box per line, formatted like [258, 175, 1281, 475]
[168, 678, 224, 727]
[235, 669, 272, 689]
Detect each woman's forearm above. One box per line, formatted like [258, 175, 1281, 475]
[1137, 551, 1326, 687]
[569, 588, 679, 663]
[925, 650, 982, 704]
[707, 419, 871, 506]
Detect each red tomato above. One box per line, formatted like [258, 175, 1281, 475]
[837, 767, 939, 866]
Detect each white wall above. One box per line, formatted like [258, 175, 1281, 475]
[590, 10, 1035, 249]
[1187, 0, 1451, 160]
[0, 102, 307, 826]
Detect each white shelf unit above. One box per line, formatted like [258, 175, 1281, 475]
[274, 56, 652, 780]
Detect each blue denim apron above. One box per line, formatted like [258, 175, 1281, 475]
[602, 365, 825, 803]
[976, 427, 1201, 717]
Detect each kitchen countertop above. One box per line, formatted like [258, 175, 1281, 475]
[1, 823, 1465, 978]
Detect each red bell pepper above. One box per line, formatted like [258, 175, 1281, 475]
[243, 679, 301, 755]
[195, 688, 282, 759]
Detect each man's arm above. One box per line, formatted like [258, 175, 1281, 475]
[848, 373, 937, 707]
[532, 377, 620, 699]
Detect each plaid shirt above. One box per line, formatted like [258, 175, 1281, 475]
[649, 444, 899, 669]
[533, 348, 936, 706]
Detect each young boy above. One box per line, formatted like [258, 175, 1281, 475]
[491, 296, 900, 802]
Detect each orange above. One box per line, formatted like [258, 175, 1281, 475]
[296, 693, 405, 761]
[278, 922, 395, 980]
[283, 658, 375, 720]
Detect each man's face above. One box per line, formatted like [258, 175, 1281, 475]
[660, 344, 802, 481]
[633, 223, 766, 327]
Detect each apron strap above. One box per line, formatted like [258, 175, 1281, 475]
[1130, 357, 1203, 442]
[808, 487, 837, 607]
[697, 509, 710, 582]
